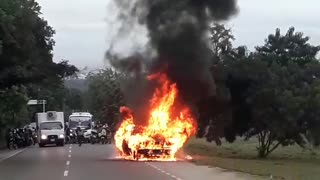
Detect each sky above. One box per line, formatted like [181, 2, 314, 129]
[37, 0, 320, 69]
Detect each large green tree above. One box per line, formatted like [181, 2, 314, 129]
[202, 26, 320, 158]
[230, 28, 320, 158]
[0, 0, 78, 144]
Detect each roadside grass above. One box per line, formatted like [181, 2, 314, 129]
[184, 138, 320, 180]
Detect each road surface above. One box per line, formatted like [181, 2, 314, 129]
[0, 144, 261, 180]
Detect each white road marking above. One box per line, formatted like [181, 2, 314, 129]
[66, 161, 70, 166]
[171, 175, 177, 178]
[64, 170, 68, 176]
[145, 162, 183, 180]
[0, 149, 26, 163]
[69, 150, 72, 153]
[68, 154, 71, 158]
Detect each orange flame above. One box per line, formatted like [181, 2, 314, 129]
[114, 73, 197, 161]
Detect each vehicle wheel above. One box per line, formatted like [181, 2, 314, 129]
[133, 151, 139, 161]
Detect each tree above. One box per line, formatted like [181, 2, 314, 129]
[209, 23, 235, 58]
[0, 86, 28, 143]
[255, 27, 320, 66]
[298, 63, 320, 147]
[196, 23, 237, 145]
[0, 0, 57, 89]
[65, 88, 84, 111]
[0, 0, 78, 143]
[25, 60, 78, 112]
[203, 26, 320, 158]
[228, 28, 320, 158]
[244, 62, 306, 158]
[85, 68, 125, 128]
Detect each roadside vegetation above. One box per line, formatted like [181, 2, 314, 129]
[185, 138, 320, 180]
[197, 24, 320, 159]
[0, 0, 79, 146]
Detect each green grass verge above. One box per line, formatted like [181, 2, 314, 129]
[184, 138, 320, 180]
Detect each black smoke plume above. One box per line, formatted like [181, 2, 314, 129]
[106, 0, 238, 123]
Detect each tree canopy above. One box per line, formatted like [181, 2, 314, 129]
[201, 25, 320, 158]
[85, 69, 124, 129]
[0, 0, 78, 143]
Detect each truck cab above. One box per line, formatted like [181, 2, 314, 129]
[37, 111, 65, 147]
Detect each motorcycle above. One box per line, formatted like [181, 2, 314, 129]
[13, 130, 24, 148]
[90, 130, 98, 144]
[100, 135, 106, 144]
[69, 131, 77, 144]
[99, 128, 112, 144]
[32, 132, 37, 145]
[106, 131, 112, 144]
[8, 132, 17, 150]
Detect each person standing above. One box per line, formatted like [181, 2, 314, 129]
[75, 127, 83, 146]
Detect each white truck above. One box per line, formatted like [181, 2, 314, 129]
[37, 111, 65, 147]
[68, 112, 93, 142]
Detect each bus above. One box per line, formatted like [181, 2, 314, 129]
[68, 112, 93, 130]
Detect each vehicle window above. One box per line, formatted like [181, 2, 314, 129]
[40, 122, 63, 130]
[69, 117, 91, 129]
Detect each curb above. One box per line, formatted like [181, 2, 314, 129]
[0, 148, 26, 163]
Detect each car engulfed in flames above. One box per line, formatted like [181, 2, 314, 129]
[114, 73, 197, 161]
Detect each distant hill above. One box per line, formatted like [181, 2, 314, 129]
[64, 79, 88, 92]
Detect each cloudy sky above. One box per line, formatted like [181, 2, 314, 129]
[37, 0, 320, 69]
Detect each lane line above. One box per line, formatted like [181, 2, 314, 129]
[69, 150, 72, 153]
[68, 154, 71, 158]
[145, 162, 183, 180]
[0, 149, 26, 163]
[64, 170, 68, 176]
[66, 161, 70, 166]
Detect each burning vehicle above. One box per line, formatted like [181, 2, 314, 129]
[110, 0, 238, 161]
[114, 73, 197, 161]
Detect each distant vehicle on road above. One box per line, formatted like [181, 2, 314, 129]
[36, 111, 65, 147]
[68, 112, 93, 143]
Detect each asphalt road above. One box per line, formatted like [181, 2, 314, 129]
[0, 144, 260, 180]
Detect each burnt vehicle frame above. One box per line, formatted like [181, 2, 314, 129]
[121, 140, 172, 161]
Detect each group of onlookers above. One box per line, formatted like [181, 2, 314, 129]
[5, 127, 37, 150]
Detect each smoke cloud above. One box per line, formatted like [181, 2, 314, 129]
[106, 0, 238, 122]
